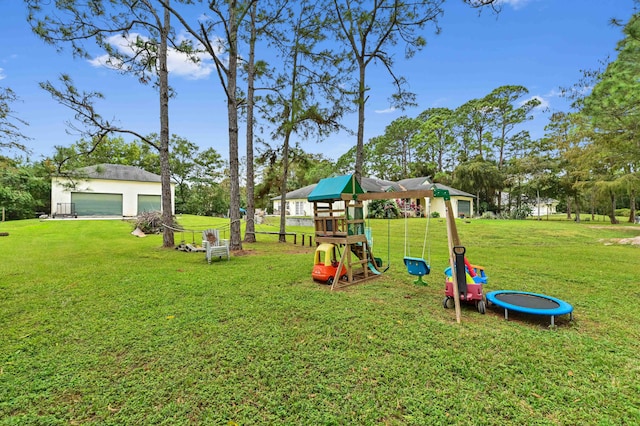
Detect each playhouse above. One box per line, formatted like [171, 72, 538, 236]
[307, 175, 443, 290]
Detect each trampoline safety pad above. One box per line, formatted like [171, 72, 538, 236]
[486, 290, 574, 326]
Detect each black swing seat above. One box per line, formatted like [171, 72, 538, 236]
[404, 256, 430, 277]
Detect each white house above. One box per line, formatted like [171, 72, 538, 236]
[396, 177, 476, 218]
[271, 177, 401, 218]
[529, 198, 559, 217]
[272, 176, 475, 219]
[51, 164, 175, 218]
[500, 193, 559, 218]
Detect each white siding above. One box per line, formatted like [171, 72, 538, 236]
[52, 177, 175, 217]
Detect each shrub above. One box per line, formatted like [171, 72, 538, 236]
[509, 205, 532, 220]
[430, 211, 440, 218]
[615, 208, 630, 218]
[368, 199, 399, 219]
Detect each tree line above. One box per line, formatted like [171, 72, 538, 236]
[1, 2, 638, 243]
[2, 0, 499, 248]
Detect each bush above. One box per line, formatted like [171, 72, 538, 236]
[430, 211, 440, 218]
[615, 208, 630, 218]
[368, 199, 399, 219]
[509, 205, 532, 220]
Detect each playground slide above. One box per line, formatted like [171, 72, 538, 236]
[368, 262, 382, 275]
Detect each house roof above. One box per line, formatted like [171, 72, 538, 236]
[398, 176, 475, 198]
[361, 177, 402, 192]
[273, 175, 474, 201]
[308, 174, 364, 202]
[431, 183, 475, 198]
[273, 183, 317, 201]
[77, 164, 162, 183]
[397, 177, 431, 190]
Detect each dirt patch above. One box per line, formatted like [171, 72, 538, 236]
[601, 236, 640, 246]
[232, 249, 258, 257]
[590, 225, 640, 231]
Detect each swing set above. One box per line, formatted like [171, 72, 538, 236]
[308, 175, 444, 289]
[308, 175, 479, 323]
[402, 197, 432, 285]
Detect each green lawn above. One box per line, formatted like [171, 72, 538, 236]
[1, 216, 639, 425]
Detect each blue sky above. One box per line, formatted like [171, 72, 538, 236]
[1, 0, 637, 163]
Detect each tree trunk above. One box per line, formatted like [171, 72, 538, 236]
[159, 3, 174, 248]
[278, 132, 291, 243]
[609, 191, 619, 224]
[243, 2, 257, 244]
[227, 2, 243, 251]
[354, 60, 366, 182]
[628, 189, 636, 223]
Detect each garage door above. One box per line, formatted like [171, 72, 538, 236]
[458, 200, 471, 218]
[138, 195, 162, 214]
[71, 193, 123, 216]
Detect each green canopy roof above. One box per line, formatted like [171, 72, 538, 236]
[307, 174, 364, 202]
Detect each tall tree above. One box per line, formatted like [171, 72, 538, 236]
[414, 107, 457, 176]
[243, 1, 259, 243]
[580, 13, 640, 223]
[49, 136, 159, 171]
[163, 0, 257, 251]
[0, 87, 30, 155]
[330, 0, 443, 181]
[545, 111, 589, 221]
[262, 0, 347, 241]
[240, 0, 287, 243]
[384, 116, 422, 178]
[455, 98, 494, 160]
[452, 157, 502, 216]
[330, 0, 499, 181]
[485, 85, 540, 168]
[484, 85, 540, 213]
[0, 157, 50, 220]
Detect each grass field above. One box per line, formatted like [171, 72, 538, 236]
[1, 215, 639, 425]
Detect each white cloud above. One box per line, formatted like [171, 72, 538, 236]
[520, 95, 550, 110]
[544, 88, 562, 98]
[88, 33, 214, 80]
[0, 68, 5, 80]
[374, 107, 397, 114]
[498, 0, 534, 10]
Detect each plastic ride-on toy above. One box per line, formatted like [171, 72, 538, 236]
[312, 243, 347, 285]
[443, 246, 487, 314]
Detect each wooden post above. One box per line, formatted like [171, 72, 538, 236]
[331, 246, 349, 291]
[445, 199, 462, 324]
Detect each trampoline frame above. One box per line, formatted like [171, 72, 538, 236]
[486, 290, 574, 326]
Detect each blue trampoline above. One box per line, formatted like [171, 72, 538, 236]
[486, 290, 574, 326]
